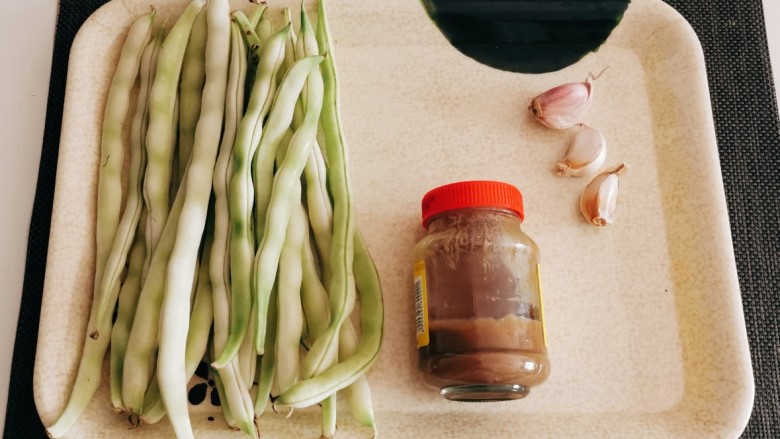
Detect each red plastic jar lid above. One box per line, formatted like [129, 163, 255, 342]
[421, 180, 525, 228]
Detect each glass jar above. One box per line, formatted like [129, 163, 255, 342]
[413, 181, 550, 401]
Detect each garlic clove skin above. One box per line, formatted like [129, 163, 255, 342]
[529, 80, 593, 129]
[557, 124, 607, 177]
[580, 163, 629, 227]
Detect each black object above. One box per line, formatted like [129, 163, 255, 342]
[421, 0, 630, 73]
[4, 0, 778, 438]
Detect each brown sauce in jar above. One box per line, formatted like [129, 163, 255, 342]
[413, 181, 550, 401]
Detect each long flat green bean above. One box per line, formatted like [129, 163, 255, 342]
[143, 0, 205, 256]
[45, 12, 155, 438]
[107, 24, 161, 411]
[157, 0, 230, 437]
[122, 162, 189, 415]
[87, 9, 154, 336]
[109, 212, 147, 412]
[252, 55, 325, 355]
[276, 232, 383, 408]
[216, 18, 254, 391]
[253, 285, 277, 416]
[277, 0, 384, 408]
[140, 219, 214, 425]
[177, 9, 208, 183]
[276, 192, 306, 395]
[232, 11, 263, 58]
[292, 8, 333, 281]
[300, 0, 356, 380]
[212, 25, 288, 369]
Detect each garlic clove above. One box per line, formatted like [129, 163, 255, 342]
[528, 69, 608, 130]
[557, 124, 607, 177]
[529, 81, 592, 129]
[580, 163, 628, 227]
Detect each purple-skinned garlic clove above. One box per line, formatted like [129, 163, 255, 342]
[557, 124, 607, 177]
[528, 69, 607, 130]
[580, 163, 628, 227]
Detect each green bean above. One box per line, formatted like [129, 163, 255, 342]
[107, 25, 161, 412]
[252, 55, 325, 355]
[45, 12, 155, 438]
[339, 320, 376, 433]
[109, 212, 147, 412]
[205, 27, 257, 435]
[122, 162, 189, 415]
[321, 394, 337, 439]
[300, 0, 357, 380]
[212, 25, 289, 369]
[256, 12, 275, 45]
[277, 1, 384, 406]
[157, 0, 230, 437]
[237, 309, 257, 388]
[276, 232, 383, 408]
[293, 8, 333, 280]
[232, 11, 263, 58]
[143, 0, 205, 257]
[300, 223, 339, 437]
[91, 25, 161, 339]
[212, 362, 238, 429]
[209, 15, 248, 390]
[301, 230, 330, 344]
[212, 231, 255, 436]
[177, 9, 208, 183]
[247, 2, 266, 28]
[278, 8, 297, 82]
[140, 221, 214, 425]
[251, 55, 316, 236]
[86, 9, 154, 337]
[276, 194, 306, 395]
[253, 285, 277, 416]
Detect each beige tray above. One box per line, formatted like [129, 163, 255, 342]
[34, 0, 754, 437]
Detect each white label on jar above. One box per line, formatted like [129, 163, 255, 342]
[414, 261, 429, 348]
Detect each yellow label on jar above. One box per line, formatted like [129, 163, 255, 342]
[537, 264, 548, 348]
[413, 261, 430, 348]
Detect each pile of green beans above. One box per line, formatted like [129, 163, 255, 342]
[46, 1, 384, 438]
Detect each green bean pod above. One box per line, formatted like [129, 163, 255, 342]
[203, 25, 256, 437]
[143, 0, 205, 256]
[321, 394, 338, 439]
[122, 164, 189, 415]
[293, 8, 333, 280]
[232, 10, 263, 58]
[300, 224, 339, 438]
[177, 9, 208, 183]
[276, 232, 383, 408]
[157, 0, 230, 437]
[252, 54, 318, 238]
[213, 18, 251, 390]
[253, 285, 278, 416]
[107, 24, 161, 411]
[300, 0, 357, 380]
[247, 2, 266, 28]
[340, 319, 377, 432]
[252, 55, 325, 355]
[91, 23, 161, 339]
[140, 219, 214, 425]
[256, 13, 275, 45]
[45, 12, 155, 438]
[276, 192, 306, 395]
[211, 360, 238, 430]
[109, 212, 147, 412]
[212, 25, 289, 369]
[86, 8, 154, 338]
[277, 1, 384, 406]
